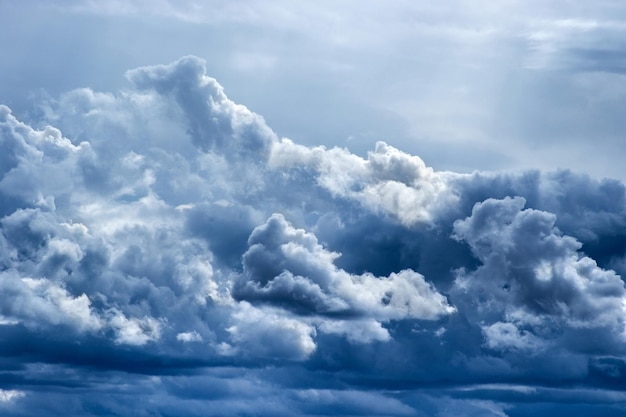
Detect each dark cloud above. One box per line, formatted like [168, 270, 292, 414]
[1, 56, 626, 415]
[184, 202, 259, 269]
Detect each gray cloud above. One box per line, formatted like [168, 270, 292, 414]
[1, 55, 625, 415]
[236, 213, 455, 325]
[452, 196, 626, 355]
[127, 56, 275, 157]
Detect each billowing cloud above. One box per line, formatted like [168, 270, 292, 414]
[451, 196, 626, 355]
[126, 56, 276, 157]
[1, 55, 626, 416]
[227, 301, 317, 361]
[270, 138, 456, 225]
[235, 213, 454, 325]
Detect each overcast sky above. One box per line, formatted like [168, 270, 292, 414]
[1, 1, 626, 416]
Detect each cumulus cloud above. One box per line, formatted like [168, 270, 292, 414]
[270, 138, 456, 225]
[236, 213, 454, 321]
[126, 55, 276, 157]
[227, 302, 317, 361]
[176, 330, 202, 343]
[107, 310, 162, 346]
[1, 55, 626, 416]
[452, 196, 626, 353]
[233, 213, 454, 343]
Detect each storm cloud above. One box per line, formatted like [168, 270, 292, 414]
[1, 56, 625, 416]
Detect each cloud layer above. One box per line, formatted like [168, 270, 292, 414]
[1, 56, 625, 416]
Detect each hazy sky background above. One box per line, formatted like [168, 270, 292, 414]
[1, 1, 626, 416]
[2, 0, 626, 180]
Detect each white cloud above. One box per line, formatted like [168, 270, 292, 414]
[176, 331, 202, 343]
[0, 272, 101, 332]
[0, 389, 25, 403]
[228, 302, 317, 361]
[482, 322, 546, 353]
[108, 310, 162, 346]
[317, 318, 391, 344]
[270, 140, 457, 225]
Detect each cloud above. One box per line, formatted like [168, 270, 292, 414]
[176, 330, 202, 343]
[481, 322, 547, 353]
[236, 213, 454, 321]
[1, 55, 626, 415]
[270, 139, 457, 225]
[451, 196, 626, 353]
[107, 310, 162, 346]
[227, 302, 317, 361]
[126, 55, 276, 157]
[234, 213, 454, 344]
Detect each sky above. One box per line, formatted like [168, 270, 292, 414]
[0, 1, 626, 416]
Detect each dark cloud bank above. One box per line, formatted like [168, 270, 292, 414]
[1, 56, 625, 416]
